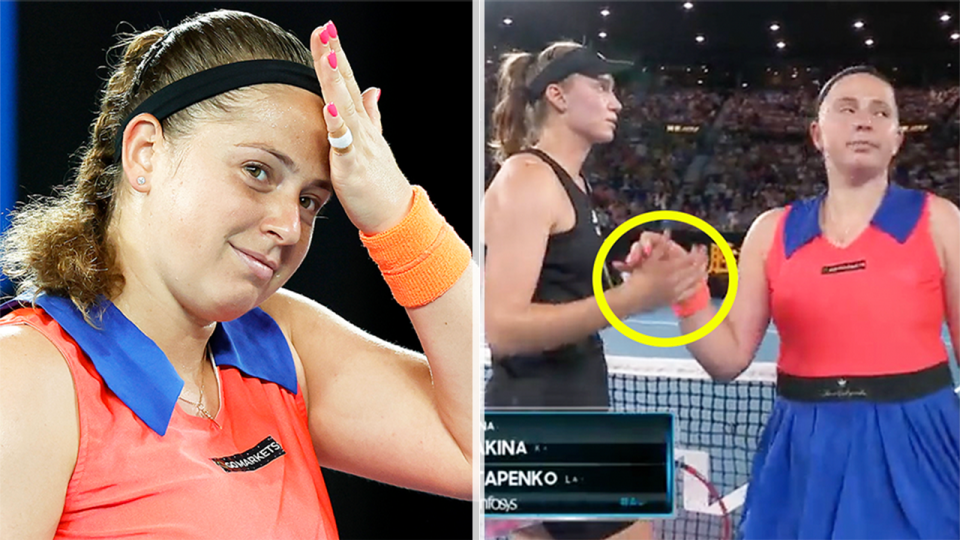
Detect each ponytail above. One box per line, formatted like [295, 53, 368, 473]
[488, 42, 584, 164]
[490, 52, 537, 163]
[0, 29, 169, 320]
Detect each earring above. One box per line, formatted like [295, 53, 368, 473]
[136, 176, 146, 185]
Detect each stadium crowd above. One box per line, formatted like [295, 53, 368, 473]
[485, 60, 959, 234]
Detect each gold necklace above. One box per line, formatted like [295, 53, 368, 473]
[177, 346, 217, 422]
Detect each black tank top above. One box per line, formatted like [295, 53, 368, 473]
[486, 148, 612, 409]
[530, 149, 608, 304]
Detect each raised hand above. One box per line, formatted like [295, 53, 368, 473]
[310, 21, 413, 234]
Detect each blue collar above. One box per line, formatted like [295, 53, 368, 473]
[0, 294, 298, 436]
[783, 184, 925, 258]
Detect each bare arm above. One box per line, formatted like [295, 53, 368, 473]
[261, 275, 472, 500]
[0, 325, 78, 539]
[484, 157, 683, 356]
[404, 265, 473, 474]
[929, 195, 960, 360]
[484, 157, 608, 356]
[678, 208, 784, 380]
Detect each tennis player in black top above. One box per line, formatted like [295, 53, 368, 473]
[484, 43, 708, 540]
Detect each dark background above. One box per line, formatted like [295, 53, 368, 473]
[486, 1, 959, 86]
[12, 2, 472, 539]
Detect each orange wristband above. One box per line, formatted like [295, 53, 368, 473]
[359, 186, 471, 308]
[672, 280, 710, 318]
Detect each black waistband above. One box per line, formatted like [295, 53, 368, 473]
[777, 362, 953, 402]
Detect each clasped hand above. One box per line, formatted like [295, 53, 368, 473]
[611, 230, 709, 312]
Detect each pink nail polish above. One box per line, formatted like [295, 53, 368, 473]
[327, 21, 338, 39]
[376, 88, 381, 102]
[327, 103, 338, 117]
[319, 28, 330, 45]
[327, 51, 337, 70]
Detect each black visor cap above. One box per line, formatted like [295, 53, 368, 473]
[526, 47, 633, 102]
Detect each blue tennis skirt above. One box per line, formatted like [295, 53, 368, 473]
[740, 386, 959, 539]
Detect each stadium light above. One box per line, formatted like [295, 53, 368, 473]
[865, 38, 874, 46]
[853, 20, 864, 30]
[952, 32, 960, 41]
[695, 34, 705, 43]
[776, 41, 786, 49]
[683, 2, 694, 10]
[599, 31, 607, 39]
[742, 83, 748, 88]
[769, 23, 780, 32]
[601, 8, 610, 17]
[697, 79, 703, 85]
[503, 17, 513, 25]
[941, 13, 951, 23]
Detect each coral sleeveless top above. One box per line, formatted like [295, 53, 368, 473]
[765, 185, 947, 377]
[0, 295, 339, 539]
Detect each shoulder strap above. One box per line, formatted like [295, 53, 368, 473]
[515, 148, 589, 203]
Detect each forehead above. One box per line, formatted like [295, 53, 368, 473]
[193, 85, 330, 173]
[566, 72, 614, 87]
[233, 84, 326, 120]
[824, 73, 896, 105]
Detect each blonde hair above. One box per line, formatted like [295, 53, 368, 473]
[1, 10, 313, 321]
[489, 41, 582, 163]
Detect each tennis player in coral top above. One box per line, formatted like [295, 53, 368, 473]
[0, 11, 471, 539]
[641, 66, 959, 539]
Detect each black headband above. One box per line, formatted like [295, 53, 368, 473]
[113, 59, 322, 161]
[526, 47, 632, 103]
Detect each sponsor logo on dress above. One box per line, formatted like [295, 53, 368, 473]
[821, 379, 868, 399]
[211, 436, 285, 473]
[591, 210, 603, 237]
[821, 260, 867, 275]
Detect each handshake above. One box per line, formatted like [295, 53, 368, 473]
[606, 230, 710, 317]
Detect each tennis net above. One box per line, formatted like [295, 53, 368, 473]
[483, 355, 778, 540]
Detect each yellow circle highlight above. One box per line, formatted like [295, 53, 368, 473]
[592, 211, 738, 348]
